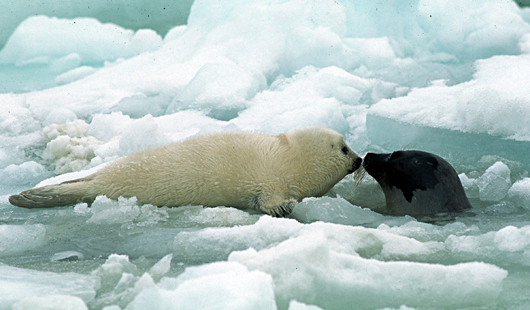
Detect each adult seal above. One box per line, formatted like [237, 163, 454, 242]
[10, 127, 362, 217]
[362, 150, 471, 216]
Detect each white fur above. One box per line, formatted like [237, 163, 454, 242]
[10, 128, 360, 217]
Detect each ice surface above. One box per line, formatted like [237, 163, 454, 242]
[291, 196, 386, 226]
[229, 225, 507, 310]
[167, 62, 267, 120]
[0, 224, 47, 256]
[1, 0, 530, 309]
[76, 196, 169, 226]
[127, 262, 276, 310]
[368, 53, 530, 141]
[329, 174, 387, 212]
[12, 295, 89, 310]
[0, 265, 98, 309]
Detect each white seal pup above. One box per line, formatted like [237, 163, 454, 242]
[10, 127, 362, 217]
[362, 150, 471, 216]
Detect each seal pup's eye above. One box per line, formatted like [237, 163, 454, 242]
[341, 146, 349, 155]
[413, 159, 421, 165]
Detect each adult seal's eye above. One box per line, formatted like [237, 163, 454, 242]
[341, 146, 349, 155]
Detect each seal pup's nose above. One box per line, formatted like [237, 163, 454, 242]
[349, 157, 362, 173]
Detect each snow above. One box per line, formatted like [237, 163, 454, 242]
[1, 0, 530, 309]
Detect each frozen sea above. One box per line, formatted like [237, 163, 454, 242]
[1, 0, 530, 309]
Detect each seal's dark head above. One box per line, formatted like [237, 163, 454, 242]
[363, 150, 471, 216]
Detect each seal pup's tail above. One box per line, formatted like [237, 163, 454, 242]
[9, 176, 98, 209]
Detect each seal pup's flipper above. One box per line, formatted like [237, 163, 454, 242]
[252, 191, 297, 217]
[9, 176, 97, 209]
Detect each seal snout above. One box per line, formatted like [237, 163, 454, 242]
[349, 157, 362, 173]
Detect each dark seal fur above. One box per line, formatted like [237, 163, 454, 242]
[363, 150, 471, 216]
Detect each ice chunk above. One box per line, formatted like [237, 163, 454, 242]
[344, 37, 396, 69]
[0, 265, 98, 309]
[42, 119, 102, 173]
[288, 300, 324, 310]
[126, 262, 276, 310]
[51, 251, 85, 262]
[443, 224, 530, 266]
[233, 66, 365, 134]
[173, 216, 300, 264]
[148, 254, 173, 281]
[378, 220, 480, 243]
[368, 53, 530, 141]
[49, 53, 83, 73]
[507, 178, 530, 210]
[343, 0, 529, 61]
[55, 66, 98, 86]
[129, 29, 163, 54]
[0, 224, 47, 257]
[92, 254, 139, 294]
[80, 196, 168, 226]
[12, 295, 88, 310]
[174, 215, 441, 266]
[114, 93, 172, 118]
[87, 112, 133, 142]
[329, 174, 387, 213]
[0, 161, 52, 188]
[477, 161, 511, 202]
[0, 0, 192, 50]
[493, 225, 530, 252]
[118, 114, 169, 155]
[89, 254, 179, 309]
[91, 254, 185, 309]
[290, 196, 385, 226]
[520, 33, 530, 54]
[44, 108, 78, 126]
[187, 0, 352, 77]
[0, 103, 41, 136]
[115, 207, 260, 259]
[377, 307, 416, 310]
[229, 230, 507, 310]
[0, 16, 161, 66]
[167, 62, 267, 121]
[164, 26, 188, 43]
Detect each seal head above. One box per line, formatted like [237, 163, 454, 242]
[363, 150, 471, 216]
